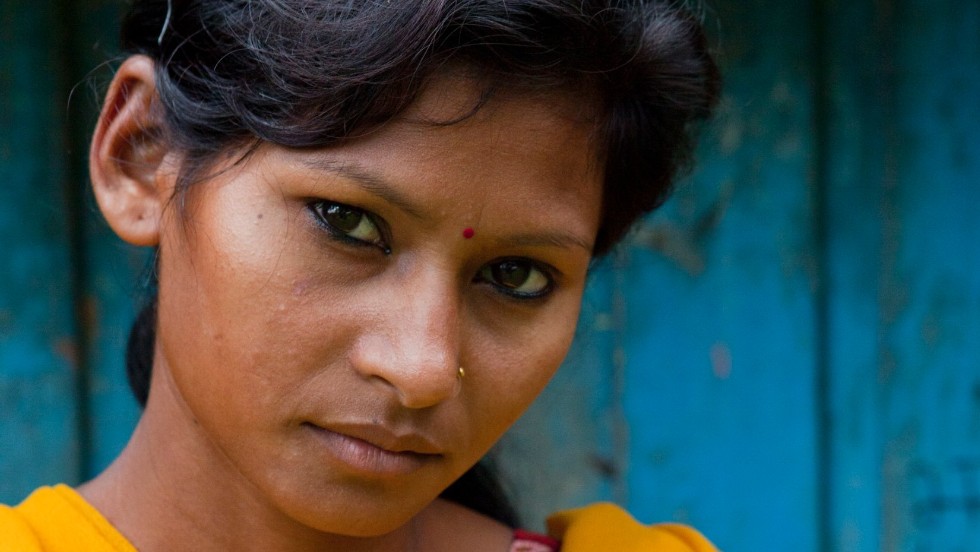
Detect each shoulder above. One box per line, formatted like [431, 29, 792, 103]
[0, 490, 48, 551]
[0, 504, 44, 551]
[0, 485, 136, 552]
[547, 502, 717, 552]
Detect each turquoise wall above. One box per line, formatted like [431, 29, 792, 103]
[3, 1, 980, 550]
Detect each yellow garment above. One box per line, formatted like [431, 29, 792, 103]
[0, 485, 136, 552]
[547, 502, 717, 551]
[1, 487, 715, 551]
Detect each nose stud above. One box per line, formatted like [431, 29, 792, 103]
[452, 366, 466, 397]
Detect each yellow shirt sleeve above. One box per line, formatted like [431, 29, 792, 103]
[0, 503, 44, 551]
[0, 485, 136, 552]
[546, 502, 717, 551]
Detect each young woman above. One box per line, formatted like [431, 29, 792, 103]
[1, 1, 720, 550]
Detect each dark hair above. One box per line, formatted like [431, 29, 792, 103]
[119, 0, 719, 527]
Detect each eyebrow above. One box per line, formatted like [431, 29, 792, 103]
[495, 232, 594, 253]
[302, 158, 427, 219]
[302, 157, 594, 253]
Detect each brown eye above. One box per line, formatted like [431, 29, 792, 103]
[479, 259, 552, 298]
[310, 201, 386, 250]
[323, 204, 362, 233]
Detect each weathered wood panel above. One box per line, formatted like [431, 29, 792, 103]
[0, 0, 83, 500]
[822, 0, 891, 549]
[882, 1, 980, 549]
[824, 1, 980, 551]
[617, 0, 821, 549]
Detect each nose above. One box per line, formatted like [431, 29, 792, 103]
[351, 267, 462, 409]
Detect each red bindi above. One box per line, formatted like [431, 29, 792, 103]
[462, 227, 475, 239]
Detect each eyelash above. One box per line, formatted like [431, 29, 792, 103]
[475, 259, 557, 301]
[307, 200, 391, 254]
[307, 200, 558, 301]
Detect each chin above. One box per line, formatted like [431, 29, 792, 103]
[269, 478, 440, 538]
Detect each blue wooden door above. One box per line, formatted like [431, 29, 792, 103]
[504, 1, 980, 550]
[0, 0, 142, 502]
[503, 1, 824, 548]
[3, 1, 980, 550]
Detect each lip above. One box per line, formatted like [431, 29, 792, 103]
[302, 421, 443, 477]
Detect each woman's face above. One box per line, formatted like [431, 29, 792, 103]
[152, 77, 603, 536]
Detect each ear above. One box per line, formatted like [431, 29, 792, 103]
[90, 55, 172, 247]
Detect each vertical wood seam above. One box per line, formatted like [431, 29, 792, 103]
[54, 0, 94, 483]
[612, 247, 630, 504]
[811, 0, 833, 550]
[875, 0, 901, 547]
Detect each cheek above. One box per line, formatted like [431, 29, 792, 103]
[154, 197, 323, 426]
[468, 299, 582, 444]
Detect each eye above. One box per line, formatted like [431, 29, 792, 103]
[309, 200, 388, 252]
[478, 259, 554, 299]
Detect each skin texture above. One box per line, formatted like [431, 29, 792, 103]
[82, 56, 603, 551]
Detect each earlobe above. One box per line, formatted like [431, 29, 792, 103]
[90, 55, 171, 247]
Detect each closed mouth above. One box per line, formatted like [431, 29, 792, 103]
[302, 422, 442, 477]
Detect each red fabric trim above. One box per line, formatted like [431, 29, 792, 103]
[511, 529, 561, 550]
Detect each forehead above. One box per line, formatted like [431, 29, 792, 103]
[331, 72, 604, 224]
[383, 72, 601, 182]
[178, 69, 605, 252]
[403, 68, 600, 130]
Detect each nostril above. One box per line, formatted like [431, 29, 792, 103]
[391, 363, 461, 409]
